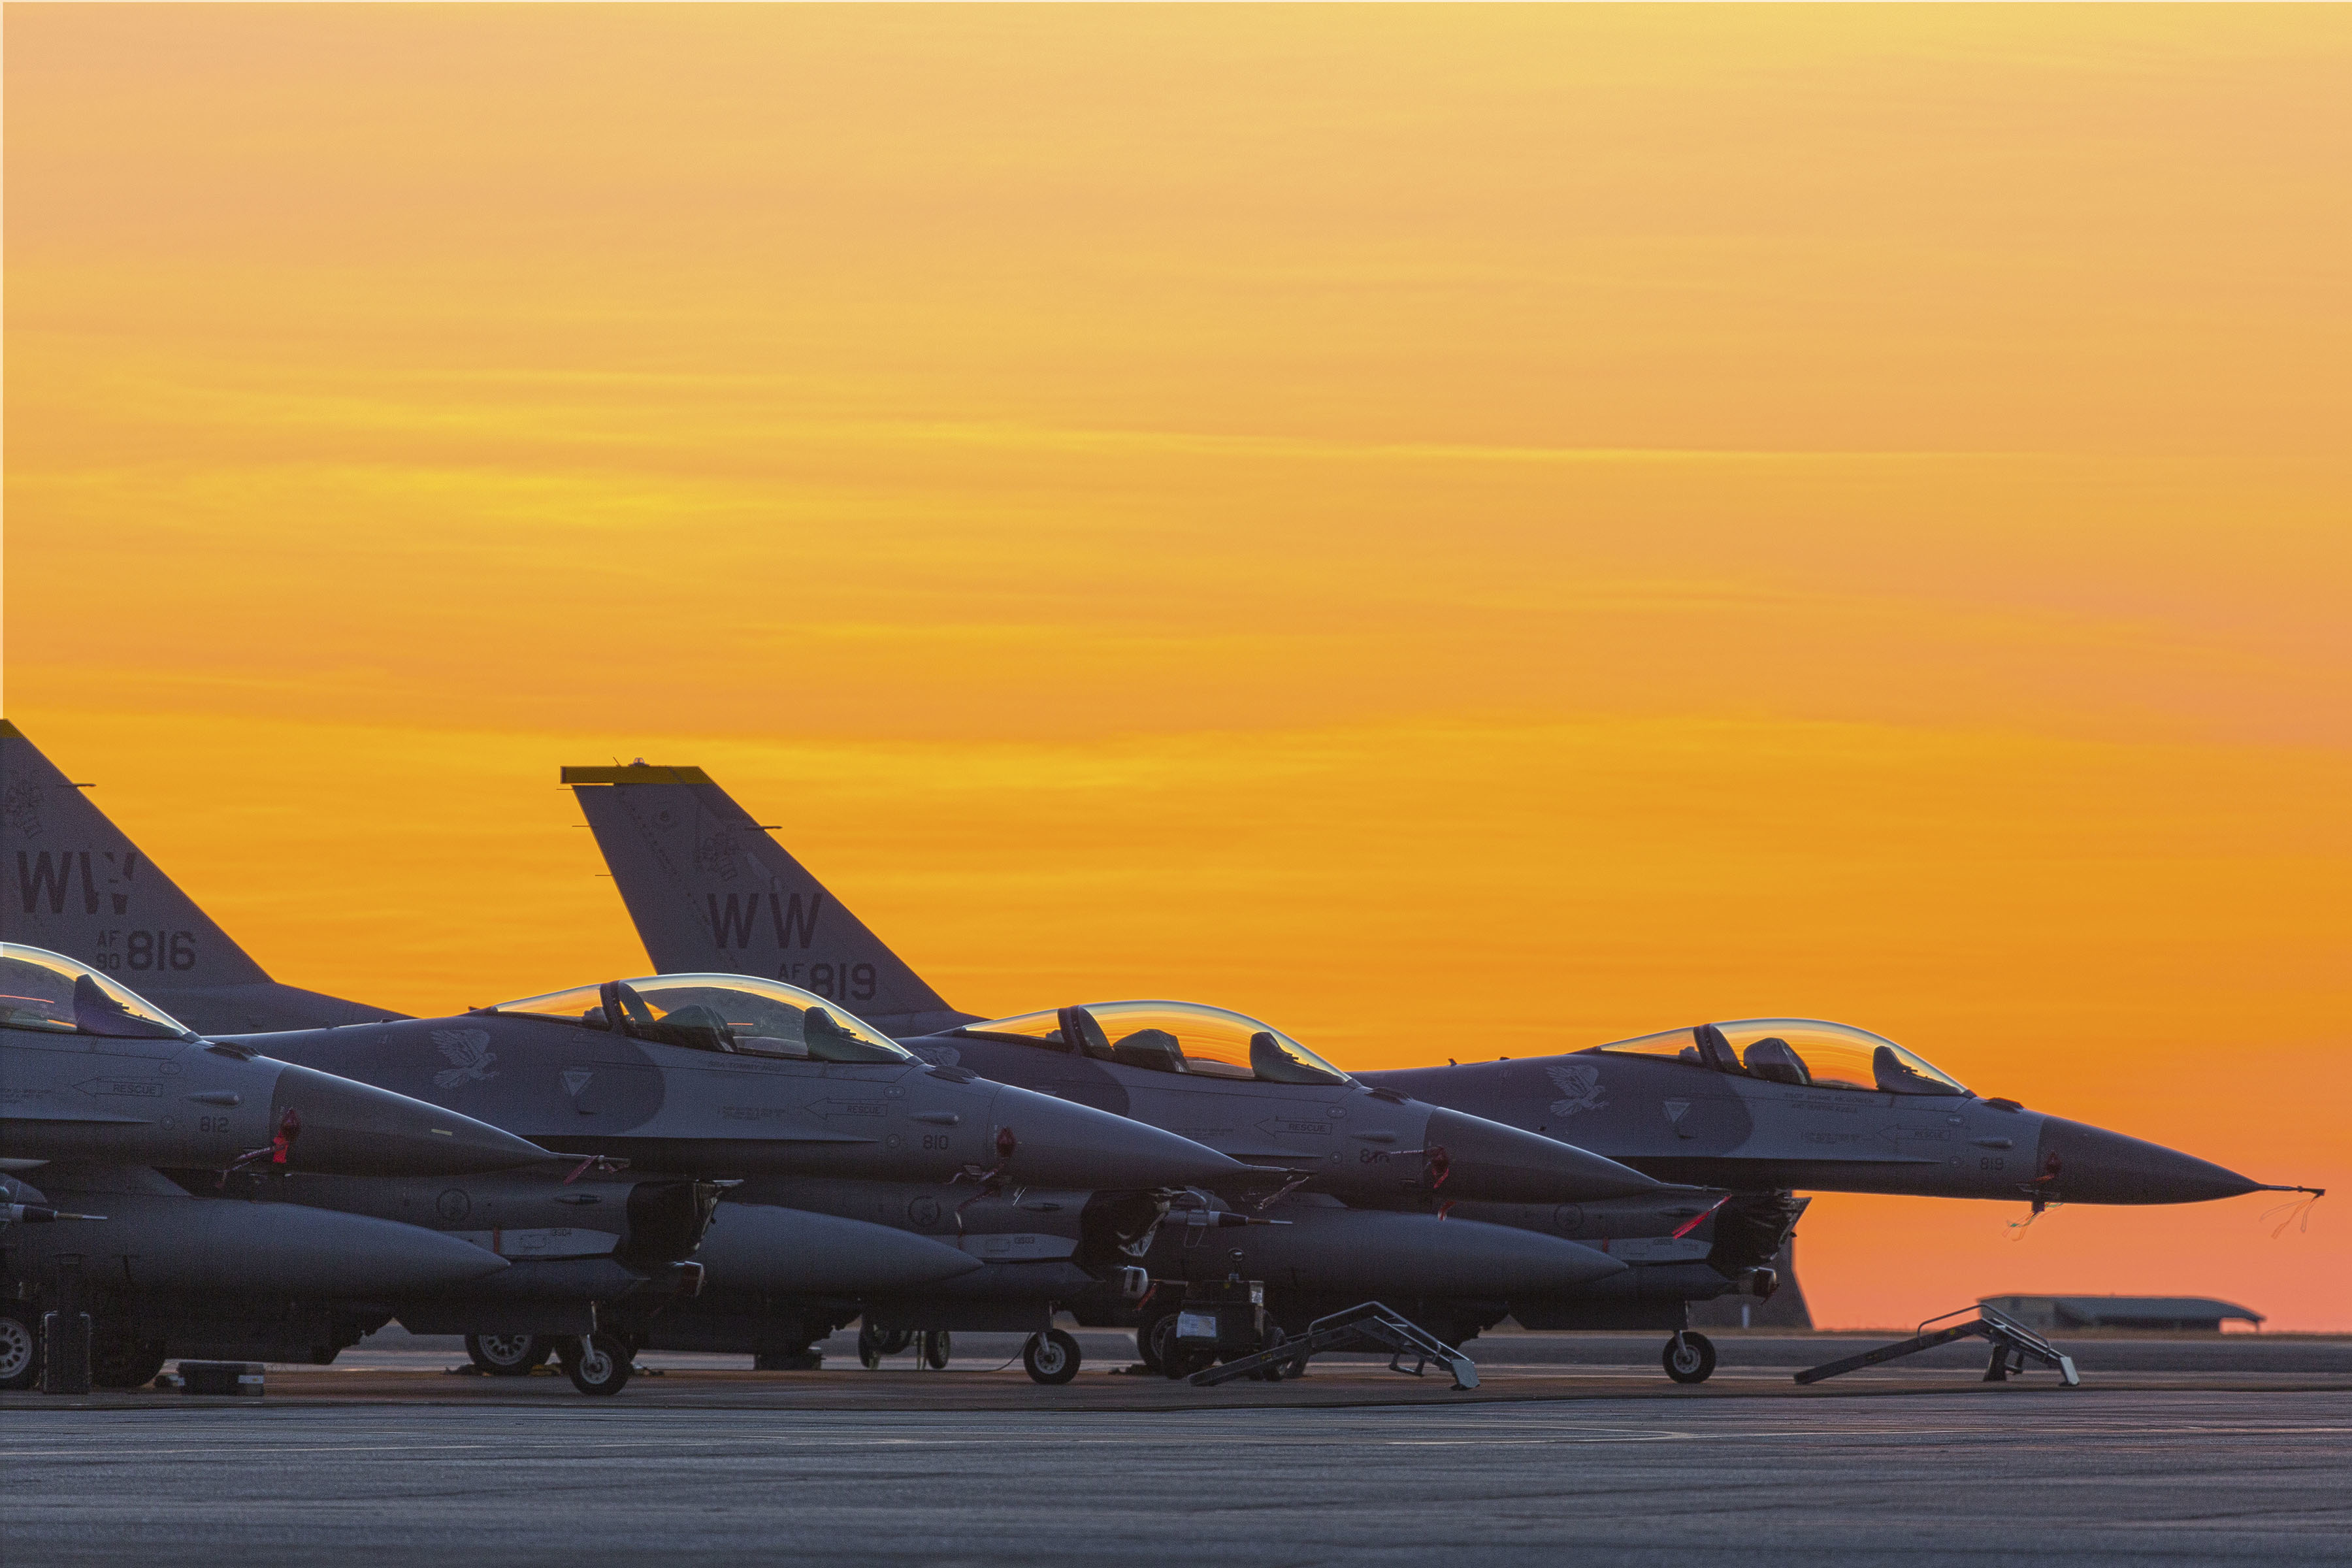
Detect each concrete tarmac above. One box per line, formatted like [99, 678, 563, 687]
[5, 1388, 2347, 1566]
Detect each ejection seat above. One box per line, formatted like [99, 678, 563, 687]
[1741, 1037, 1811, 1086]
[657, 1003, 738, 1053]
[1250, 1030, 1343, 1085]
[1109, 1027, 1186, 1074]
[1694, 1022, 1743, 1073]
[1872, 1043, 1957, 1094]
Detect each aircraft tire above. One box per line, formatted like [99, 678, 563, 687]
[921, 1330, 951, 1370]
[89, 1317, 168, 1390]
[561, 1333, 634, 1396]
[466, 1333, 550, 1377]
[0, 1308, 41, 1391]
[1141, 1313, 1178, 1373]
[1022, 1329, 1081, 1386]
[857, 1320, 886, 1370]
[1663, 1331, 1717, 1384]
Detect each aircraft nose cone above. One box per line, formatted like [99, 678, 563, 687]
[1423, 1107, 1661, 1202]
[2034, 1116, 2261, 1205]
[992, 1085, 1250, 1189]
[269, 1062, 550, 1177]
[694, 1204, 982, 1294]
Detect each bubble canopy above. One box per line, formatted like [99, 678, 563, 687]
[961, 1000, 1350, 1085]
[0, 942, 197, 1041]
[1580, 1018, 1969, 1098]
[491, 974, 911, 1064]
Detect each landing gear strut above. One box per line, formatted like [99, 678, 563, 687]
[1663, 1330, 1717, 1384]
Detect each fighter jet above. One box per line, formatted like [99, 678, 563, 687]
[0, 944, 559, 1390]
[1359, 1019, 2316, 1209]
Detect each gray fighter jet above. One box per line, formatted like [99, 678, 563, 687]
[0, 944, 558, 1390]
[1359, 1020, 2315, 1209]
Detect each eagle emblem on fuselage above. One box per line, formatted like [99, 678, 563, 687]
[430, 1028, 498, 1089]
[1545, 1062, 1607, 1117]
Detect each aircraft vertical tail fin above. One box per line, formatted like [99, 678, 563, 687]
[566, 762, 972, 1036]
[0, 720, 396, 1033]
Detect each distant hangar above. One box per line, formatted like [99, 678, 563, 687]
[1981, 1295, 2264, 1332]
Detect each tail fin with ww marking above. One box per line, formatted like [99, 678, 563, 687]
[0, 720, 398, 1033]
[566, 762, 972, 1036]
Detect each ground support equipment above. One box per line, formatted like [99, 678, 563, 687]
[1190, 1300, 1478, 1391]
[1795, 1304, 2080, 1387]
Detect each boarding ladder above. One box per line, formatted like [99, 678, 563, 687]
[1795, 1303, 2080, 1387]
[1188, 1301, 1478, 1391]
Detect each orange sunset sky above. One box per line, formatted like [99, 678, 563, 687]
[4, 6, 2346, 1328]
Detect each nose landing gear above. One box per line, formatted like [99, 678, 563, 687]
[1022, 1328, 1082, 1384]
[1663, 1330, 1717, 1384]
[559, 1332, 636, 1396]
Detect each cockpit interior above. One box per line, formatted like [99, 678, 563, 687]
[958, 1000, 1351, 1086]
[490, 973, 911, 1064]
[1580, 1018, 1970, 1098]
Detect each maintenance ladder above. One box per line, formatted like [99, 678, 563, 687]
[1189, 1301, 1478, 1391]
[1795, 1303, 2080, 1387]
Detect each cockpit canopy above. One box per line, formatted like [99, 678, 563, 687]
[0, 943, 197, 1041]
[960, 1000, 1351, 1085]
[491, 973, 911, 1064]
[1580, 1018, 1969, 1098]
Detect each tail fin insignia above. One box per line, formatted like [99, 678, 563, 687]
[1, 719, 270, 988]
[568, 763, 968, 1034]
[0, 720, 396, 1032]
